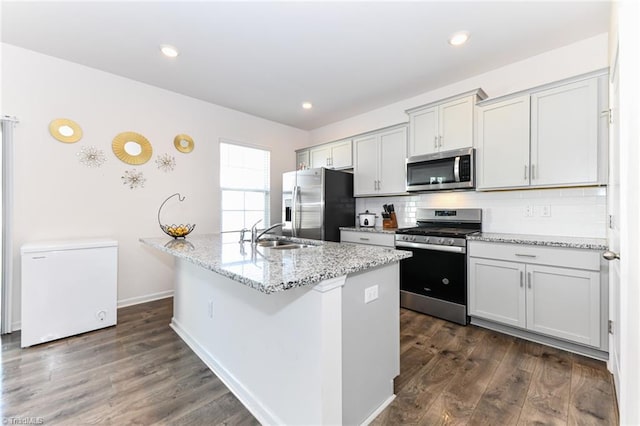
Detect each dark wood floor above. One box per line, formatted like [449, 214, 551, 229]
[1, 298, 258, 425]
[1, 298, 618, 425]
[373, 309, 618, 426]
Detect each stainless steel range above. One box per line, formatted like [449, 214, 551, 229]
[395, 208, 482, 325]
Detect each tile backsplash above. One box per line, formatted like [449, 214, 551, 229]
[356, 187, 607, 238]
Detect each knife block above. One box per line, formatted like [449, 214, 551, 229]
[383, 212, 398, 229]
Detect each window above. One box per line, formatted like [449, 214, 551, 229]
[220, 141, 270, 234]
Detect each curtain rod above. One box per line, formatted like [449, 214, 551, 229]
[1, 115, 19, 123]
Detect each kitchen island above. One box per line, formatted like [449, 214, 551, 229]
[140, 234, 411, 425]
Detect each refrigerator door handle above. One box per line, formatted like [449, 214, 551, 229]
[292, 185, 300, 237]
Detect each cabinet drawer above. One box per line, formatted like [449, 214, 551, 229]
[341, 230, 395, 247]
[468, 241, 601, 271]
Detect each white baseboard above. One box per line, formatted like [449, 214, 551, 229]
[170, 317, 281, 426]
[361, 394, 395, 426]
[8, 291, 174, 332]
[117, 290, 173, 308]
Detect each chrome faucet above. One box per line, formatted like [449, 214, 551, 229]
[252, 221, 285, 245]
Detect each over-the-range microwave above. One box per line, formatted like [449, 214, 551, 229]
[406, 147, 475, 192]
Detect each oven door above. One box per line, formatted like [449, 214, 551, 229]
[398, 245, 466, 305]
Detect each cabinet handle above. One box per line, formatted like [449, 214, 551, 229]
[439, 136, 443, 148]
[515, 253, 537, 258]
[524, 165, 528, 180]
[527, 272, 532, 289]
[531, 164, 536, 180]
[520, 271, 524, 288]
[434, 136, 438, 149]
[359, 237, 370, 241]
[603, 250, 620, 261]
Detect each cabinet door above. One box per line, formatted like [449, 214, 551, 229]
[468, 258, 526, 328]
[526, 264, 601, 347]
[378, 127, 407, 195]
[310, 146, 332, 168]
[440, 95, 474, 152]
[296, 150, 309, 170]
[408, 106, 438, 157]
[531, 78, 599, 186]
[476, 96, 531, 190]
[353, 135, 379, 196]
[330, 139, 352, 169]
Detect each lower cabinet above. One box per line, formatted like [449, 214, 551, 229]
[340, 230, 395, 248]
[468, 241, 606, 354]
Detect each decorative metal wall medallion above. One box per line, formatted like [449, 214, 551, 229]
[121, 169, 146, 189]
[49, 118, 83, 143]
[77, 146, 106, 168]
[112, 131, 153, 165]
[174, 134, 194, 153]
[155, 153, 176, 172]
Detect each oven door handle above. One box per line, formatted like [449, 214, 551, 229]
[395, 241, 466, 254]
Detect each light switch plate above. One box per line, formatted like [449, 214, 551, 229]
[364, 285, 379, 303]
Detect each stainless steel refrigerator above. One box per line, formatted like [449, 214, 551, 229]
[282, 168, 355, 242]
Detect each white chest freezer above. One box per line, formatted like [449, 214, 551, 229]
[21, 238, 118, 347]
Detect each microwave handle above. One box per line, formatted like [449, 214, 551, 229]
[454, 156, 460, 182]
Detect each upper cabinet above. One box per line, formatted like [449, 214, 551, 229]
[476, 96, 531, 189]
[353, 124, 407, 197]
[297, 139, 352, 170]
[296, 150, 310, 170]
[310, 139, 352, 169]
[406, 89, 487, 158]
[476, 71, 608, 191]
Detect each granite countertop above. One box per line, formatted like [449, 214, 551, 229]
[340, 226, 398, 234]
[467, 232, 608, 250]
[140, 234, 411, 294]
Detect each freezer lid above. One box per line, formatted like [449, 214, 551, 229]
[21, 238, 118, 254]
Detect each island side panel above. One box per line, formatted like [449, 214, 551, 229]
[170, 258, 342, 425]
[342, 262, 400, 425]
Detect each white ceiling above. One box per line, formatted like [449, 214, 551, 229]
[1, 1, 610, 130]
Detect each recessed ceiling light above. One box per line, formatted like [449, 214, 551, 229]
[448, 32, 470, 46]
[160, 44, 179, 58]
[302, 102, 313, 110]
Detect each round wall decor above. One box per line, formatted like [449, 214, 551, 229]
[174, 134, 194, 153]
[49, 118, 83, 143]
[112, 131, 153, 165]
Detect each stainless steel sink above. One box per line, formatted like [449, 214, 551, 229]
[257, 239, 313, 250]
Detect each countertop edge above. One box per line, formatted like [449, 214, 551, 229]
[466, 233, 608, 251]
[140, 236, 411, 294]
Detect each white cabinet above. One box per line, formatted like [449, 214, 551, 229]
[531, 78, 600, 186]
[468, 241, 605, 350]
[340, 230, 395, 247]
[468, 257, 526, 328]
[476, 72, 608, 190]
[406, 90, 486, 158]
[476, 96, 531, 189]
[353, 125, 407, 197]
[310, 139, 352, 169]
[296, 150, 310, 170]
[296, 139, 353, 170]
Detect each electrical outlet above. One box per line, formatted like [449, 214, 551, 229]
[364, 285, 379, 304]
[541, 205, 551, 217]
[207, 300, 214, 319]
[524, 205, 534, 217]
